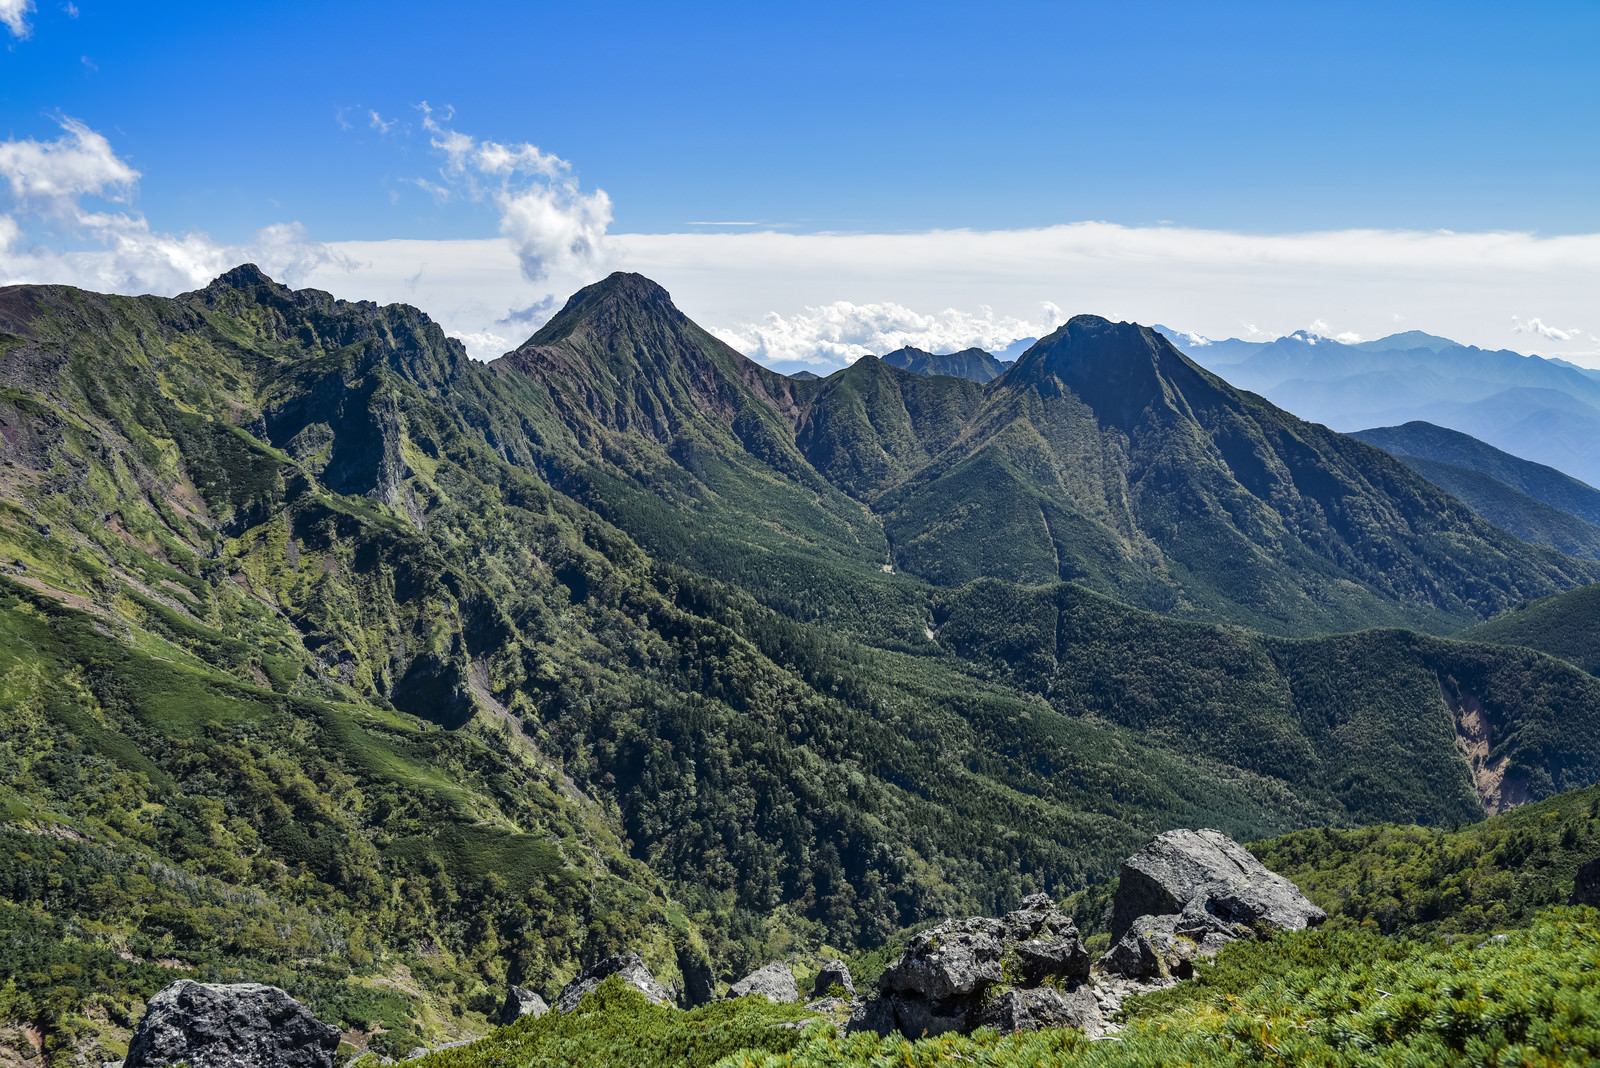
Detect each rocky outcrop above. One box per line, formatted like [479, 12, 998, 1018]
[554, 954, 674, 1013]
[123, 981, 339, 1068]
[811, 959, 855, 1000]
[495, 985, 549, 1026]
[728, 962, 799, 1003]
[1572, 856, 1600, 906]
[1098, 829, 1324, 980]
[852, 893, 1097, 1039]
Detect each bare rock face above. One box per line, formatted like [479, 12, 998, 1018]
[1110, 829, 1325, 941]
[124, 981, 339, 1068]
[554, 954, 674, 1013]
[1098, 829, 1324, 980]
[728, 962, 799, 1004]
[811, 959, 856, 1000]
[495, 985, 549, 1026]
[878, 917, 1008, 1003]
[976, 986, 1102, 1033]
[853, 893, 1097, 1039]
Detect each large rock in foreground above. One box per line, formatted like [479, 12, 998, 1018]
[1111, 828, 1326, 939]
[124, 981, 339, 1068]
[554, 954, 675, 1013]
[853, 893, 1098, 1039]
[1099, 829, 1325, 980]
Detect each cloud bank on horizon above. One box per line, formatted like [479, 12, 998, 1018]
[2, 115, 1599, 370]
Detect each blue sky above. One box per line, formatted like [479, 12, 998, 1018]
[3, 1, 1598, 367]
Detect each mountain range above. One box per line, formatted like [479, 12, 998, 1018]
[6, 267, 1600, 1059]
[1156, 326, 1600, 489]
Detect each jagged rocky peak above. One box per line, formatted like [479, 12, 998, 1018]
[210, 262, 282, 291]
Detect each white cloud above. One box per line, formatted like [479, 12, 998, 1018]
[0, 118, 138, 215]
[714, 299, 1063, 367]
[1307, 319, 1363, 344]
[417, 103, 612, 284]
[0, 0, 33, 37]
[0, 118, 344, 295]
[1512, 316, 1582, 342]
[369, 110, 396, 135]
[456, 330, 511, 360]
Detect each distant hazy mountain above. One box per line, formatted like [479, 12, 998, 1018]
[1158, 328, 1600, 487]
[879, 345, 1010, 383]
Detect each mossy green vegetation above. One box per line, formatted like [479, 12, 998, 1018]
[402, 977, 812, 1068]
[1255, 783, 1600, 936]
[375, 912, 1600, 1068]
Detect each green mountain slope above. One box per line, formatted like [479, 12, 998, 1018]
[1352, 420, 1600, 558]
[1383, 453, 1600, 559]
[1353, 421, 1600, 525]
[1255, 781, 1600, 937]
[878, 317, 1600, 634]
[794, 356, 983, 499]
[7, 269, 1600, 1064]
[936, 578, 1600, 822]
[1460, 583, 1600, 676]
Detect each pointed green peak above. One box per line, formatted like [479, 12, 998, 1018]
[525, 271, 683, 348]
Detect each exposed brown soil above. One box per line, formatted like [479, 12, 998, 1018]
[1440, 677, 1530, 814]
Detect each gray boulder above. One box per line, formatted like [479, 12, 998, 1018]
[554, 954, 674, 1013]
[1110, 829, 1326, 940]
[124, 981, 339, 1068]
[728, 962, 799, 1004]
[879, 917, 1007, 1001]
[1572, 856, 1600, 906]
[495, 985, 549, 1026]
[976, 986, 1103, 1034]
[811, 959, 855, 1000]
[1100, 914, 1196, 981]
[844, 995, 897, 1037]
[859, 893, 1094, 1038]
[1098, 829, 1323, 980]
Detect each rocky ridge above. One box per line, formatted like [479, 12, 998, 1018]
[848, 828, 1324, 1040]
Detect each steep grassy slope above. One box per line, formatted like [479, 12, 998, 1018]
[0, 579, 685, 1063]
